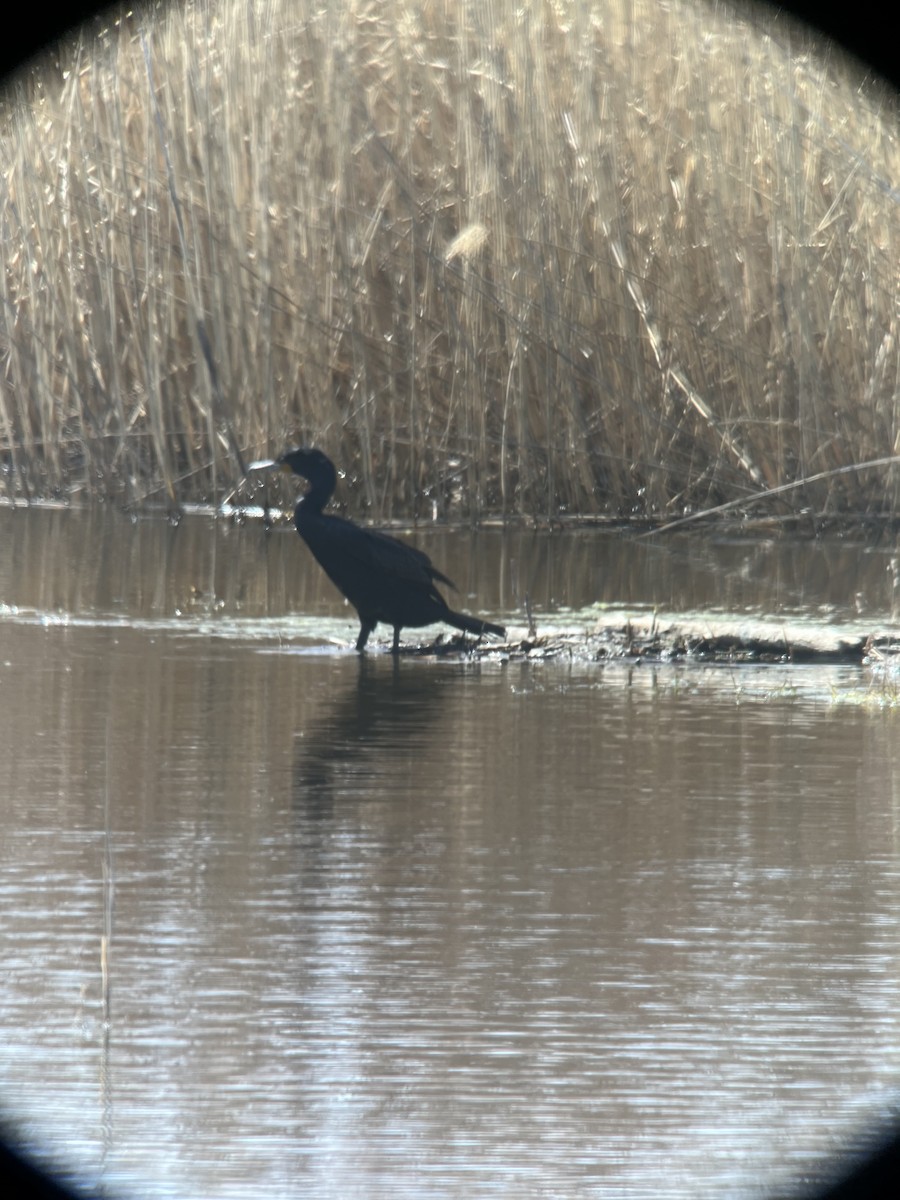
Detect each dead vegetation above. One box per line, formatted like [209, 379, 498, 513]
[0, 0, 898, 524]
[401, 616, 898, 665]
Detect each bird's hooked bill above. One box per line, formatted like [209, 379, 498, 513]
[245, 458, 289, 474]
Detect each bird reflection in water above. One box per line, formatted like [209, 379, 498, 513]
[292, 657, 450, 821]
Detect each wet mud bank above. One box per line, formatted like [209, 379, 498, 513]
[405, 617, 900, 667]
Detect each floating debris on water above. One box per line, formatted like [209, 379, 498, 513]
[398, 615, 900, 667]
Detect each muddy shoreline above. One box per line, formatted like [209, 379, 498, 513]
[407, 616, 900, 666]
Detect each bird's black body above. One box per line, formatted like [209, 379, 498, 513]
[276, 448, 506, 653]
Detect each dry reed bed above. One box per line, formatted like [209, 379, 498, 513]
[0, 0, 897, 521]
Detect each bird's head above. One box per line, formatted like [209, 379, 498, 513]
[275, 448, 333, 481]
[268, 448, 338, 510]
[245, 449, 337, 505]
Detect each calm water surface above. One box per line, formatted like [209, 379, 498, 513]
[2, 510, 900, 1198]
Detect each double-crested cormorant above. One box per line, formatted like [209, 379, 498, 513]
[271, 448, 506, 653]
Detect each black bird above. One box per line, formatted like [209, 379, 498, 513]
[272, 448, 506, 653]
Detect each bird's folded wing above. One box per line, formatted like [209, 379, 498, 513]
[339, 525, 457, 591]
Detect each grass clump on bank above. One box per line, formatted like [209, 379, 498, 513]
[0, 0, 898, 523]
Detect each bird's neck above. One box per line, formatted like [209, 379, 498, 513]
[296, 492, 327, 520]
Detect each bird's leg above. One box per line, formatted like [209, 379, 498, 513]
[391, 626, 401, 655]
[356, 620, 375, 652]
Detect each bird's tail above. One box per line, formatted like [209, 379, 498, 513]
[445, 610, 506, 641]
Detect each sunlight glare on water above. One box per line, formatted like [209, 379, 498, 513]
[1, 509, 900, 1198]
